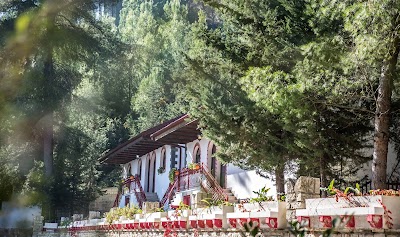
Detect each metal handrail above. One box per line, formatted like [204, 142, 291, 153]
[131, 175, 147, 207]
[113, 191, 120, 208]
[122, 175, 147, 208]
[160, 178, 178, 207]
[200, 163, 228, 201]
[159, 163, 228, 208]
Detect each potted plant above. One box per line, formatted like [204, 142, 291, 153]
[188, 163, 200, 170]
[201, 198, 233, 214]
[239, 186, 276, 211]
[169, 168, 177, 183]
[157, 166, 165, 174]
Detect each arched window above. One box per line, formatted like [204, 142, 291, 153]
[193, 143, 201, 164]
[161, 147, 166, 168]
[210, 145, 217, 176]
[137, 159, 142, 180]
[127, 164, 132, 176]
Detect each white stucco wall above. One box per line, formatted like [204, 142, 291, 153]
[117, 132, 399, 208]
[226, 168, 276, 199]
[121, 138, 281, 204]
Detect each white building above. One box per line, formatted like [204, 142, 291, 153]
[99, 114, 400, 210]
[99, 114, 275, 209]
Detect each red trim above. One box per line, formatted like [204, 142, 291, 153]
[367, 214, 383, 228]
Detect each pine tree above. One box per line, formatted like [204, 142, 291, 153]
[180, 0, 373, 193]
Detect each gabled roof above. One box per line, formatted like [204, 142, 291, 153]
[99, 114, 200, 164]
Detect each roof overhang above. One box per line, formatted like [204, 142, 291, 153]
[150, 119, 199, 145]
[99, 114, 200, 164]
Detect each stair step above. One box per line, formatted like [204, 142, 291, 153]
[144, 193, 159, 202]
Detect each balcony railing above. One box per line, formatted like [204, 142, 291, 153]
[118, 175, 147, 208]
[160, 163, 228, 208]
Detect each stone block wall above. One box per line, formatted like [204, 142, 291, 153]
[286, 176, 320, 222]
[32, 216, 44, 237]
[89, 188, 118, 213]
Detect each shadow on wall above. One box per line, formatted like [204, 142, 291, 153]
[227, 170, 276, 199]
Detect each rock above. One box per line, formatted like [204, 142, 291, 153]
[294, 176, 320, 194]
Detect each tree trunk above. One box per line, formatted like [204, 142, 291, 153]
[373, 36, 400, 189]
[275, 165, 285, 200]
[43, 113, 53, 177]
[320, 153, 327, 197]
[43, 46, 54, 177]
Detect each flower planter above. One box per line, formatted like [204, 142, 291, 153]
[176, 209, 192, 217]
[204, 205, 234, 215]
[121, 219, 136, 230]
[229, 201, 286, 229]
[170, 216, 188, 229]
[201, 205, 234, 228]
[134, 213, 142, 220]
[144, 212, 167, 219]
[138, 219, 147, 229]
[201, 213, 223, 229]
[296, 195, 400, 229]
[197, 219, 206, 228]
[160, 217, 172, 230]
[189, 216, 198, 228]
[227, 212, 250, 228]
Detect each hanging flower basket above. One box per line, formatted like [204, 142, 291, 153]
[157, 167, 165, 174]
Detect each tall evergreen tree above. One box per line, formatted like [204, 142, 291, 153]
[0, 0, 122, 219]
[0, 0, 119, 175]
[119, 0, 189, 133]
[179, 0, 373, 192]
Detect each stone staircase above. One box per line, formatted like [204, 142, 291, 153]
[223, 188, 239, 204]
[145, 192, 159, 202]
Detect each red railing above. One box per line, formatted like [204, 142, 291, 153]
[159, 163, 228, 208]
[129, 175, 147, 208]
[117, 175, 147, 208]
[113, 191, 121, 208]
[200, 164, 228, 202]
[159, 178, 178, 208]
[177, 167, 203, 191]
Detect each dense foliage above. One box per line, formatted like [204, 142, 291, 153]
[1, 0, 400, 220]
